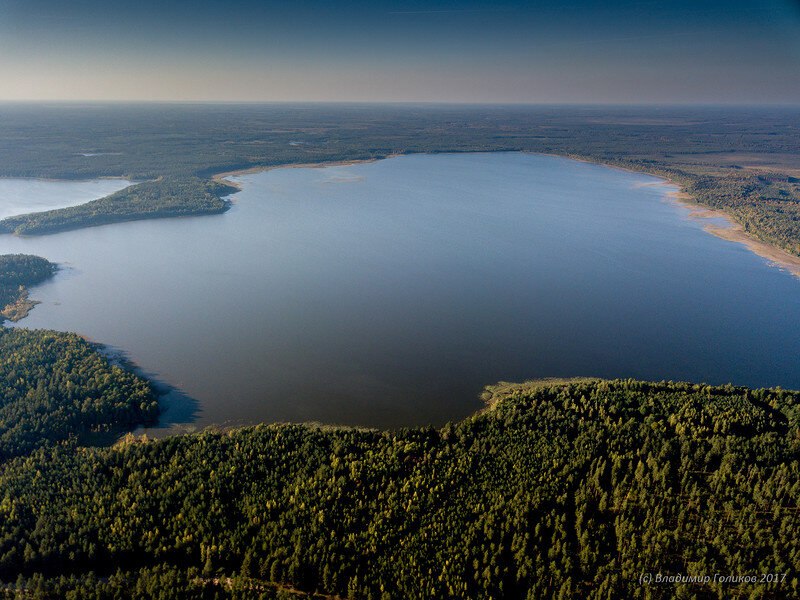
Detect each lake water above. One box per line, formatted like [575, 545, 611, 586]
[0, 178, 131, 220]
[2, 153, 799, 433]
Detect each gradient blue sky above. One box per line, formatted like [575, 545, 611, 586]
[1, 0, 798, 103]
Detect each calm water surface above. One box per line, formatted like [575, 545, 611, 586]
[0, 178, 131, 219]
[1, 153, 799, 433]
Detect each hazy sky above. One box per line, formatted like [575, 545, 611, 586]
[1, 0, 798, 103]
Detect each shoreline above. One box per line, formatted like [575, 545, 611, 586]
[0, 175, 134, 184]
[660, 188, 800, 280]
[533, 151, 800, 281]
[0, 289, 41, 322]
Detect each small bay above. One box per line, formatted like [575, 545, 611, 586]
[0, 178, 131, 220]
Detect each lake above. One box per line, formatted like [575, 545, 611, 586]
[1, 153, 799, 434]
[0, 178, 131, 220]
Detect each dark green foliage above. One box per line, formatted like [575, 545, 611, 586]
[1, 379, 797, 599]
[0, 177, 237, 235]
[0, 254, 54, 288]
[0, 254, 55, 312]
[0, 327, 159, 461]
[2, 567, 321, 600]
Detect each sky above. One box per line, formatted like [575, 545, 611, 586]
[0, 0, 798, 104]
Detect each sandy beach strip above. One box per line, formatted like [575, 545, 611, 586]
[537, 150, 800, 281]
[659, 186, 800, 280]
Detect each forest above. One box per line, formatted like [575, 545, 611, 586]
[0, 255, 160, 462]
[0, 327, 159, 461]
[0, 104, 799, 258]
[0, 378, 798, 599]
[0, 254, 56, 321]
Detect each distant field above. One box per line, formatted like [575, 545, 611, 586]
[671, 152, 800, 176]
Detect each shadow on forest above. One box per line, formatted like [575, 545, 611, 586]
[96, 343, 202, 440]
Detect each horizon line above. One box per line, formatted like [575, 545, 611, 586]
[1, 99, 800, 109]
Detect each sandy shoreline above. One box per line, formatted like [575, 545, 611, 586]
[533, 151, 800, 281]
[213, 151, 800, 281]
[659, 187, 800, 280]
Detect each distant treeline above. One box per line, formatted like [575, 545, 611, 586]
[1, 378, 798, 599]
[0, 105, 799, 255]
[0, 177, 237, 235]
[1, 104, 797, 181]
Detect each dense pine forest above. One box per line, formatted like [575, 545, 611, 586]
[0, 327, 159, 461]
[0, 104, 799, 257]
[0, 378, 798, 599]
[0, 254, 56, 321]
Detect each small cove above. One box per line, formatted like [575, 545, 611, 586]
[0, 177, 131, 220]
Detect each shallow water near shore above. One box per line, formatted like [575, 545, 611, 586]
[0, 178, 131, 220]
[2, 152, 800, 434]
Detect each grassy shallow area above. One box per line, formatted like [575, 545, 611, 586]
[1, 378, 798, 599]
